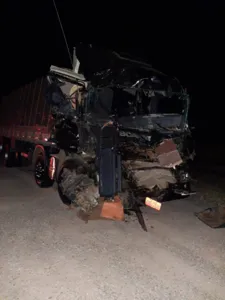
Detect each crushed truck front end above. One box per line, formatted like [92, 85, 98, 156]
[46, 46, 195, 230]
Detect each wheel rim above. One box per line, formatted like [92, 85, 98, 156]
[35, 160, 45, 184]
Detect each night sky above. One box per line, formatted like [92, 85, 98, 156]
[2, 1, 225, 139]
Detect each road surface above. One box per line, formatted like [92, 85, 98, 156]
[0, 167, 225, 300]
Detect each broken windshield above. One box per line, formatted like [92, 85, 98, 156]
[88, 85, 184, 119]
[112, 88, 184, 117]
[84, 50, 186, 118]
[88, 64, 185, 118]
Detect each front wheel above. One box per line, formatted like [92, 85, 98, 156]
[57, 159, 99, 211]
[34, 154, 53, 188]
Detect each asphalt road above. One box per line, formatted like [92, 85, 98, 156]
[0, 167, 225, 300]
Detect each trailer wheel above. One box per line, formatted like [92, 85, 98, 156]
[34, 154, 53, 188]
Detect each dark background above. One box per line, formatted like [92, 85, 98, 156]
[1, 1, 225, 144]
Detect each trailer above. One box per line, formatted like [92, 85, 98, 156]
[0, 76, 54, 163]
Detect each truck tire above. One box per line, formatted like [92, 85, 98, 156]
[57, 159, 99, 211]
[57, 159, 85, 206]
[34, 153, 53, 188]
[4, 144, 16, 168]
[5, 152, 16, 167]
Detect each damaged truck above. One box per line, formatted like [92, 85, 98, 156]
[0, 46, 195, 230]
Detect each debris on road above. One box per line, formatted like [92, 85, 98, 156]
[195, 205, 225, 228]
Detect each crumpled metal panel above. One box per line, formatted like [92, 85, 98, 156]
[155, 139, 183, 167]
[123, 139, 183, 191]
[124, 160, 176, 190]
[157, 150, 183, 168]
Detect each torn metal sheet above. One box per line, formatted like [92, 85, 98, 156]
[196, 206, 225, 228]
[124, 160, 177, 190]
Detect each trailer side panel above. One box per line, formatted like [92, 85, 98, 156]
[0, 77, 53, 145]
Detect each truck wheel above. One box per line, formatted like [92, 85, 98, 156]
[57, 166, 74, 206]
[57, 160, 86, 206]
[57, 159, 98, 209]
[4, 145, 16, 168]
[34, 154, 53, 188]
